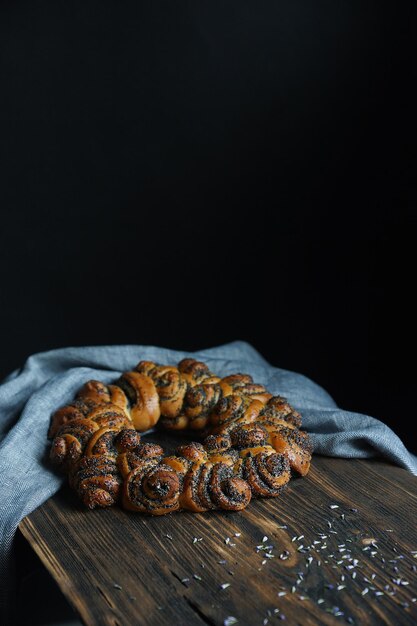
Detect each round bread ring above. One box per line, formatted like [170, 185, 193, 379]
[49, 358, 313, 513]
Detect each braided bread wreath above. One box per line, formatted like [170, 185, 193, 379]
[48, 358, 313, 515]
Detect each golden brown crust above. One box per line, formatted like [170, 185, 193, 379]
[50, 418, 100, 471]
[116, 433, 164, 478]
[240, 447, 291, 497]
[183, 380, 222, 429]
[260, 396, 302, 428]
[177, 358, 213, 385]
[84, 427, 121, 458]
[107, 384, 131, 414]
[209, 394, 264, 431]
[48, 358, 312, 515]
[117, 371, 160, 430]
[86, 403, 131, 428]
[135, 361, 188, 420]
[76, 380, 112, 405]
[48, 404, 85, 439]
[123, 460, 181, 515]
[178, 458, 251, 512]
[69, 455, 122, 509]
[158, 414, 190, 430]
[268, 427, 312, 476]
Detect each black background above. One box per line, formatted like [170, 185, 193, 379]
[0, 1, 416, 450]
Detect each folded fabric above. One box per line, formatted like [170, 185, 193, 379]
[1, 341, 416, 622]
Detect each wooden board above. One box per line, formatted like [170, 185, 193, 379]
[19, 439, 417, 626]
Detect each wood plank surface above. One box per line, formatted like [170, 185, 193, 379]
[19, 437, 417, 626]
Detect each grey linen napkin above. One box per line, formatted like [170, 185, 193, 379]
[1, 341, 416, 621]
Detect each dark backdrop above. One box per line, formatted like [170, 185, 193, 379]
[0, 1, 416, 451]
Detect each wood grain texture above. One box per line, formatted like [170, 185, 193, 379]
[19, 441, 417, 626]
